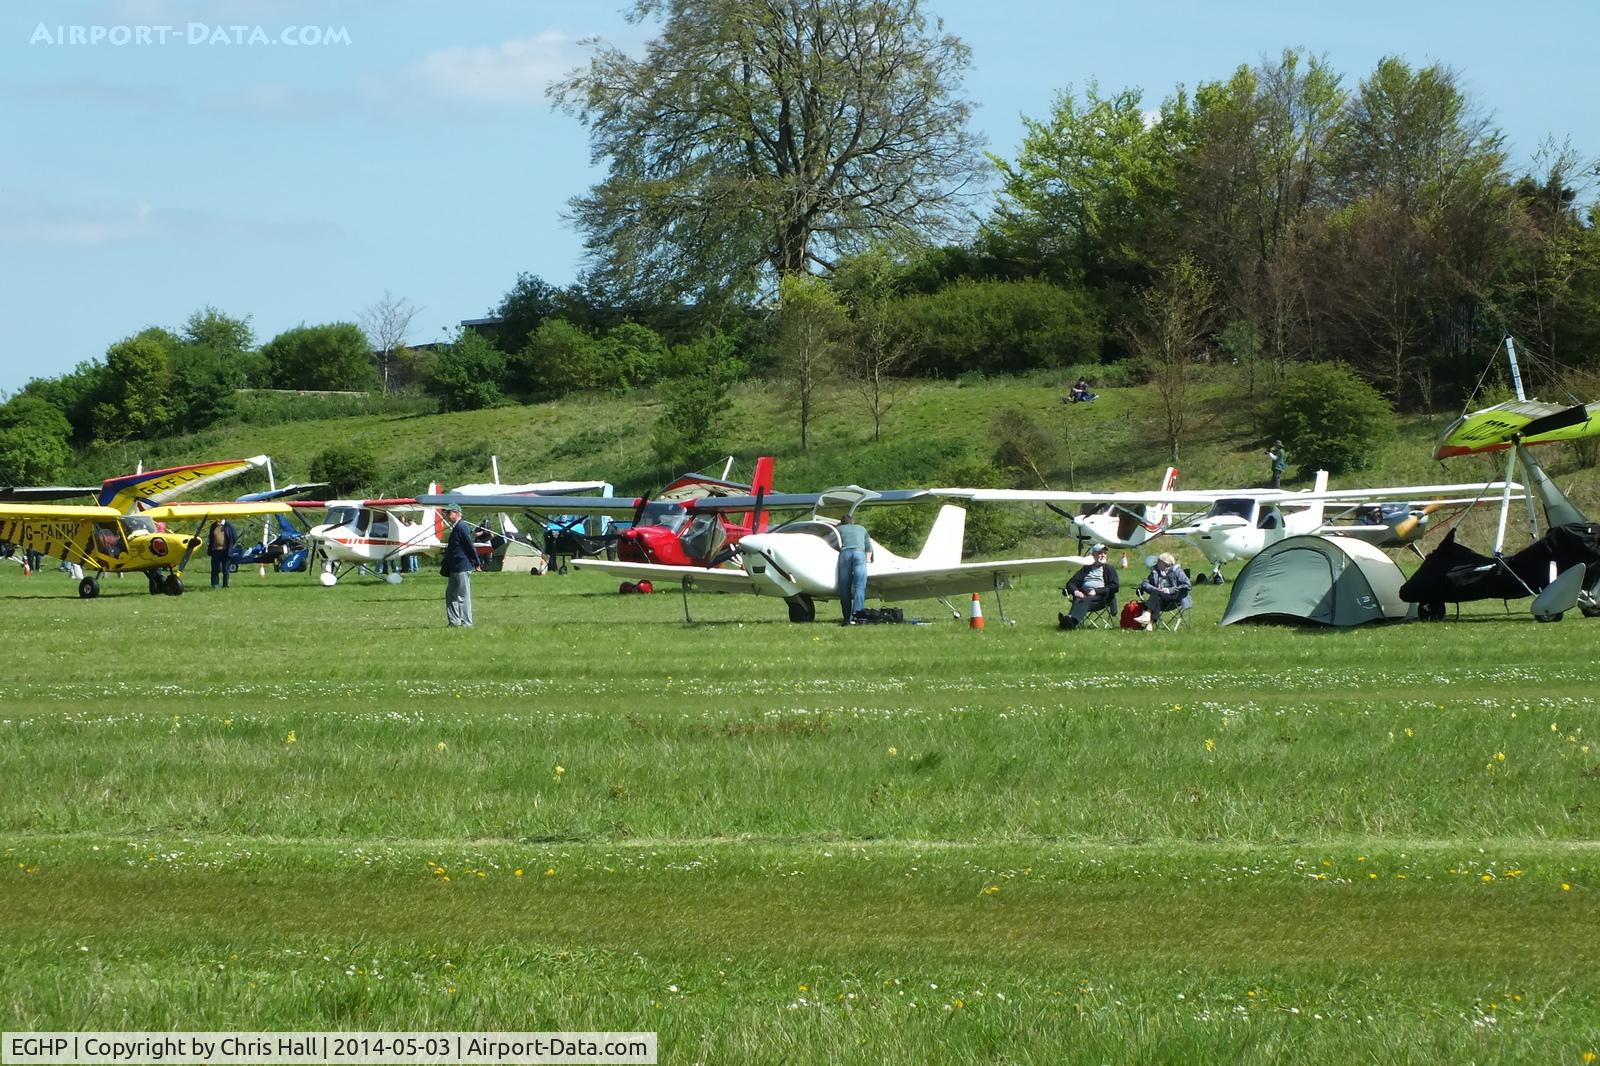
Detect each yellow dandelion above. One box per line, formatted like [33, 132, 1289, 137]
[1368, 872, 1377, 880]
[1405, 727, 1414, 737]
[1495, 751, 1506, 762]
[285, 730, 297, 745]
[798, 983, 808, 992]
[887, 746, 898, 757]
[1204, 737, 1215, 752]
[222, 718, 232, 727]
[1481, 873, 1494, 882]
[1583, 1053, 1596, 1064]
[514, 869, 523, 877]
[554, 765, 566, 779]
[1551, 722, 1559, 732]
[953, 998, 965, 1009]
[983, 884, 1000, 895]
[1562, 883, 1572, 892]
[436, 741, 447, 752]
[545, 867, 556, 877]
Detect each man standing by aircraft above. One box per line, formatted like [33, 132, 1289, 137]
[208, 518, 236, 589]
[835, 512, 872, 624]
[441, 505, 478, 627]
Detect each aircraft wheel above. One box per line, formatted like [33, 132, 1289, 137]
[78, 577, 100, 599]
[1580, 601, 1600, 619]
[163, 574, 184, 596]
[787, 593, 816, 623]
[1417, 602, 1446, 622]
[1535, 611, 1564, 623]
[147, 573, 164, 595]
[1211, 572, 1226, 585]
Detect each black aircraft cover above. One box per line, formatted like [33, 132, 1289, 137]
[1399, 523, 1600, 604]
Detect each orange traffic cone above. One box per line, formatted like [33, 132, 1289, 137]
[20, 559, 30, 577]
[258, 563, 267, 578]
[969, 592, 985, 630]
[1121, 552, 1129, 569]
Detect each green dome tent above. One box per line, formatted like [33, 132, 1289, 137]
[1219, 535, 1411, 627]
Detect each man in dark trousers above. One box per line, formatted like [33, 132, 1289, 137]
[1059, 543, 1119, 629]
[208, 518, 236, 589]
[441, 505, 478, 627]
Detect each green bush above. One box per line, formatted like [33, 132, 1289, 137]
[1263, 361, 1394, 476]
[429, 331, 506, 411]
[309, 442, 381, 497]
[896, 278, 1100, 377]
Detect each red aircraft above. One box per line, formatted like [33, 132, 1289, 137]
[419, 456, 776, 571]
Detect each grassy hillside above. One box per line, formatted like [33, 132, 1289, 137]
[65, 368, 1594, 559]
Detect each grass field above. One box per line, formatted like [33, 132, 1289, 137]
[2, 560, 1598, 1063]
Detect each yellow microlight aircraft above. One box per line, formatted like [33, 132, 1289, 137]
[0, 456, 290, 598]
[0, 500, 291, 598]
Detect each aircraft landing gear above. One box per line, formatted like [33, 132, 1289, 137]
[78, 576, 100, 599]
[786, 593, 816, 623]
[163, 573, 184, 596]
[1210, 570, 1227, 585]
[1417, 602, 1447, 622]
[147, 572, 164, 595]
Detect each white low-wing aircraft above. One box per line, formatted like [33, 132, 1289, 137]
[296, 489, 447, 585]
[570, 485, 1088, 622]
[932, 472, 1519, 583]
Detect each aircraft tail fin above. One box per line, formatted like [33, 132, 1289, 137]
[915, 504, 967, 566]
[744, 455, 775, 532]
[1306, 470, 1329, 526]
[426, 482, 445, 543]
[1146, 466, 1179, 534]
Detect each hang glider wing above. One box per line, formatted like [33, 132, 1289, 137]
[1434, 400, 1600, 458]
[99, 455, 270, 512]
[569, 558, 763, 593]
[236, 483, 328, 503]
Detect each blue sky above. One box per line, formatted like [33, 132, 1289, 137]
[2, 0, 1595, 394]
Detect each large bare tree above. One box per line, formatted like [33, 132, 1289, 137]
[359, 291, 419, 394]
[553, 0, 986, 305]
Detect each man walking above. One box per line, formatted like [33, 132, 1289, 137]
[441, 505, 478, 627]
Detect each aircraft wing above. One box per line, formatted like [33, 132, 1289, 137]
[420, 492, 648, 515]
[0, 503, 122, 521]
[1307, 482, 1517, 503]
[141, 501, 293, 522]
[570, 557, 759, 593]
[236, 483, 328, 502]
[928, 487, 1247, 506]
[99, 455, 270, 511]
[867, 555, 1089, 601]
[449, 481, 611, 495]
[0, 485, 100, 502]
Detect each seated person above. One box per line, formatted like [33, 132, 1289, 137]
[1136, 551, 1192, 630]
[1067, 377, 1097, 403]
[1059, 543, 1119, 629]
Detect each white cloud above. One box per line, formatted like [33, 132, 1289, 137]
[413, 30, 575, 107]
[0, 192, 332, 247]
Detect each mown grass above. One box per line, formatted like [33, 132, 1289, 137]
[2, 563, 1598, 1062]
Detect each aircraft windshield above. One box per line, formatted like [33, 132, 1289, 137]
[92, 522, 126, 557]
[1206, 498, 1257, 521]
[326, 506, 363, 530]
[633, 503, 688, 533]
[678, 514, 725, 561]
[122, 515, 156, 535]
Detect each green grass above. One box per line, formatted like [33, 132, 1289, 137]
[2, 562, 1598, 1061]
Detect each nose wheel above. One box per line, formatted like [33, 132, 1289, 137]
[78, 576, 101, 599]
[1210, 570, 1227, 585]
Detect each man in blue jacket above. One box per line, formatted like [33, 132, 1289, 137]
[441, 505, 479, 627]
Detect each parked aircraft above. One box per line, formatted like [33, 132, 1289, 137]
[934, 473, 1517, 583]
[570, 485, 1087, 623]
[420, 456, 778, 572]
[295, 488, 446, 585]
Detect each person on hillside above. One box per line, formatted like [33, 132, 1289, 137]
[1059, 543, 1119, 629]
[441, 505, 479, 627]
[836, 512, 872, 624]
[1267, 440, 1288, 489]
[208, 518, 236, 589]
[1136, 552, 1192, 631]
[1066, 377, 1097, 403]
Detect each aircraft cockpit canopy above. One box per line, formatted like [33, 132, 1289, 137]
[1206, 498, 1258, 522]
[325, 505, 363, 530]
[633, 503, 689, 532]
[678, 513, 726, 561]
[770, 518, 843, 551]
[122, 515, 157, 536]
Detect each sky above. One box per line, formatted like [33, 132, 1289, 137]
[2, 0, 1596, 395]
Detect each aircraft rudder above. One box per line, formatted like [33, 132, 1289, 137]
[749, 455, 775, 532]
[916, 504, 966, 566]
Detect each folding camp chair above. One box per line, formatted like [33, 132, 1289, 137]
[1157, 603, 1191, 631]
[1078, 597, 1117, 629]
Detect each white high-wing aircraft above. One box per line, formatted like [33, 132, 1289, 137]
[933, 473, 1519, 583]
[570, 486, 1088, 622]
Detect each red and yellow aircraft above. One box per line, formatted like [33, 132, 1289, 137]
[0, 456, 289, 598]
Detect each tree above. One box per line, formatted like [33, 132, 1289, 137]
[648, 335, 744, 470]
[1264, 361, 1394, 475]
[260, 323, 376, 391]
[771, 274, 847, 450]
[1127, 256, 1215, 464]
[359, 292, 420, 393]
[520, 318, 602, 395]
[834, 249, 916, 441]
[553, 0, 986, 304]
[94, 328, 177, 442]
[309, 442, 380, 497]
[0, 396, 72, 483]
[429, 331, 506, 411]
